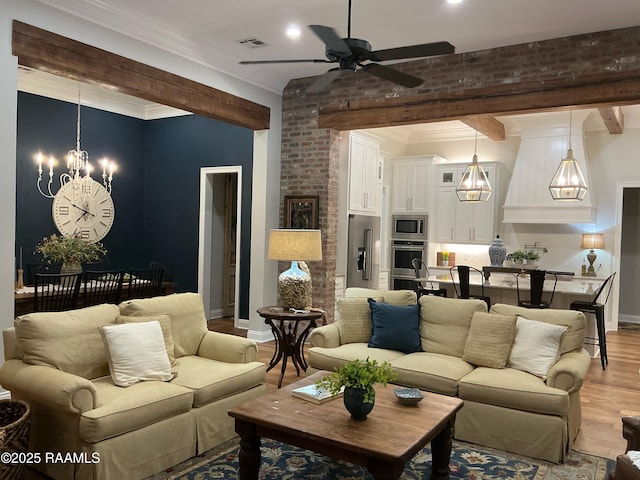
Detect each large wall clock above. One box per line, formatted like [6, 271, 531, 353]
[52, 178, 115, 242]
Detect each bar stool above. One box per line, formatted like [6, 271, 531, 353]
[516, 270, 557, 309]
[449, 265, 491, 310]
[411, 258, 447, 298]
[570, 272, 616, 370]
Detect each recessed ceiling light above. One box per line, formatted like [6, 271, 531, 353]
[286, 25, 301, 39]
[447, 0, 463, 4]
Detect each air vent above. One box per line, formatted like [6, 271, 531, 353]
[236, 37, 268, 49]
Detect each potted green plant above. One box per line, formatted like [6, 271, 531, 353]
[35, 233, 107, 273]
[317, 358, 397, 420]
[508, 249, 541, 268]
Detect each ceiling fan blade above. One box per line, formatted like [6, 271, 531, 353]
[240, 59, 330, 65]
[361, 63, 424, 88]
[306, 68, 343, 93]
[308, 25, 351, 56]
[366, 41, 455, 62]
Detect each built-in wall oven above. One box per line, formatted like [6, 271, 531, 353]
[391, 239, 428, 290]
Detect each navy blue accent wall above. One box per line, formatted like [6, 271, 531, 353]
[16, 92, 253, 318]
[143, 116, 253, 317]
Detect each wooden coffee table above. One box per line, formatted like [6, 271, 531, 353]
[228, 371, 463, 480]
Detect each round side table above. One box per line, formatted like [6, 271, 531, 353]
[257, 307, 324, 388]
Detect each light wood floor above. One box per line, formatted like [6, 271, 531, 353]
[208, 317, 640, 460]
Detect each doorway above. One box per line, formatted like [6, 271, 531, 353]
[612, 182, 640, 329]
[198, 166, 242, 326]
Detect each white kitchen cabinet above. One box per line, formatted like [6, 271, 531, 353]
[434, 165, 497, 244]
[391, 157, 433, 213]
[348, 133, 382, 215]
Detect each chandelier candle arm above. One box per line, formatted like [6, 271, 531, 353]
[35, 84, 117, 199]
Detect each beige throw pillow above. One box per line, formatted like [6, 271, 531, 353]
[116, 314, 176, 365]
[462, 312, 517, 368]
[507, 316, 569, 379]
[336, 296, 383, 344]
[100, 321, 173, 387]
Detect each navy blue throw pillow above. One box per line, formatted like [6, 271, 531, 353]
[367, 298, 422, 354]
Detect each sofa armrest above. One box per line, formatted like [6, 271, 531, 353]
[0, 360, 96, 414]
[545, 349, 591, 392]
[308, 323, 340, 348]
[197, 331, 258, 363]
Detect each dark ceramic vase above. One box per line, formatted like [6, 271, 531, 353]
[343, 386, 375, 421]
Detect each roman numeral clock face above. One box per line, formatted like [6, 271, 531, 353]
[52, 179, 115, 242]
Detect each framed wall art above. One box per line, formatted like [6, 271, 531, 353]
[284, 195, 319, 229]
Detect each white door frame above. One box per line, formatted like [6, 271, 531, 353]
[198, 166, 242, 325]
[611, 180, 640, 330]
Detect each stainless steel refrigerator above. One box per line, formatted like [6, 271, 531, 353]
[347, 214, 380, 288]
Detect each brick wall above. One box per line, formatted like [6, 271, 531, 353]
[281, 26, 640, 321]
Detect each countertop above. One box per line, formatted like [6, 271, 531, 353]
[421, 271, 604, 296]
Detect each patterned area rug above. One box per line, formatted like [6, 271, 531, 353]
[147, 438, 615, 480]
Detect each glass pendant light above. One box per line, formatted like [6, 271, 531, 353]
[456, 130, 492, 202]
[549, 111, 588, 201]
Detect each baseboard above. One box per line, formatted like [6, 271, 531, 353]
[237, 317, 250, 330]
[247, 329, 275, 343]
[208, 308, 223, 319]
[619, 314, 640, 324]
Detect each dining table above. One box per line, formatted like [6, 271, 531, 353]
[13, 281, 176, 316]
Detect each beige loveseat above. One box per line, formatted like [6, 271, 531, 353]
[308, 288, 591, 463]
[0, 292, 266, 480]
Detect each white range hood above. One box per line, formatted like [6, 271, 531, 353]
[503, 111, 596, 224]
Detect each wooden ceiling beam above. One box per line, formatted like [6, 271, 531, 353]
[598, 106, 624, 134]
[318, 75, 640, 131]
[12, 21, 270, 131]
[460, 116, 505, 141]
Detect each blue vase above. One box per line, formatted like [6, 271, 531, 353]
[343, 386, 375, 421]
[489, 235, 507, 267]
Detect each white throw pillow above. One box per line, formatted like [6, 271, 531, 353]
[507, 316, 568, 379]
[100, 321, 173, 387]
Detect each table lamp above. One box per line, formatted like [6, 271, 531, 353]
[581, 233, 604, 277]
[268, 229, 322, 310]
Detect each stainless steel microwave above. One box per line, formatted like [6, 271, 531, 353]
[392, 214, 428, 241]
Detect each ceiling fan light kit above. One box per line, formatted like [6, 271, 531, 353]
[240, 0, 454, 92]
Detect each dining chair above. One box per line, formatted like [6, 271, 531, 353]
[449, 265, 490, 310]
[127, 268, 164, 299]
[570, 272, 616, 370]
[83, 269, 125, 306]
[411, 258, 447, 298]
[515, 270, 558, 309]
[26, 263, 61, 286]
[33, 272, 82, 312]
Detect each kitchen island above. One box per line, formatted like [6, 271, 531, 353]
[419, 268, 606, 357]
[422, 268, 604, 308]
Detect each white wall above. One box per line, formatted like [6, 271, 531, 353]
[0, 0, 283, 362]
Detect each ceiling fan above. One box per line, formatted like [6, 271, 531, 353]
[239, 0, 455, 92]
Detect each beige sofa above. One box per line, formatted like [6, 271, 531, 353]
[308, 288, 591, 463]
[0, 292, 266, 480]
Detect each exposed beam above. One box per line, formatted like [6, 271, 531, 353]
[318, 75, 640, 130]
[598, 106, 624, 134]
[12, 21, 270, 131]
[460, 116, 505, 141]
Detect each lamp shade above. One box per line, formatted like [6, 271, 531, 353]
[581, 233, 604, 250]
[268, 229, 322, 261]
